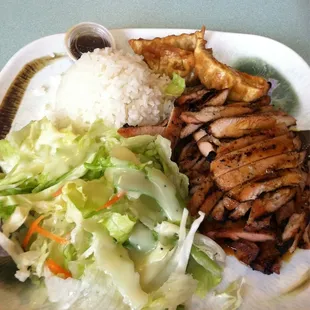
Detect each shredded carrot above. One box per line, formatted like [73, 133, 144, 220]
[22, 215, 68, 249]
[22, 215, 45, 248]
[46, 258, 72, 279]
[52, 186, 63, 198]
[96, 191, 126, 211]
[35, 227, 68, 244]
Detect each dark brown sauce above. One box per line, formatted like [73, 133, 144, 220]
[282, 250, 293, 263]
[0, 54, 64, 139]
[70, 34, 111, 59]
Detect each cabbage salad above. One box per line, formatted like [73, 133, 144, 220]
[0, 118, 225, 309]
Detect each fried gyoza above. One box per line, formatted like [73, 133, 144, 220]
[129, 30, 203, 85]
[194, 28, 270, 102]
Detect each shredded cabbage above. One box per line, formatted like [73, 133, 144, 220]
[0, 119, 225, 309]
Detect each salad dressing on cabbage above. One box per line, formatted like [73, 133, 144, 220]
[0, 118, 225, 309]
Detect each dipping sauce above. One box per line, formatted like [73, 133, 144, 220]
[70, 34, 111, 60]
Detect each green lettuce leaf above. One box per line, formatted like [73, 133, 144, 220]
[101, 212, 136, 244]
[164, 73, 186, 97]
[0, 201, 17, 220]
[215, 278, 245, 310]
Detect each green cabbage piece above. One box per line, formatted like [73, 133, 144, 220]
[164, 73, 186, 97]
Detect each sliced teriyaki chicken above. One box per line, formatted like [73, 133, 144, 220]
[300, 224, 310, 249]
[215, 151, 306, 191]
[193, 129, 221, 146]
[118, 125, 165, 138]
[209, 115, 277, 138]
[181, 105, 254, 124]
[178, 141, 202, 172]
[226, 95, 271, 108]
[187, 177, 213, 216]
[211, 134, 301, 178]
[284, 212, 307, 253]
[229, 201, 252, 220]
[251, 241, 281, 274]
[206, 229, 275, 242]
[176, 84, 210, 105]
[180, 123, 203, 139]
[261, 110, 297, 127]
[229, 240, 260, 265]
[196, 138, 216, 157]
[211, 200, 225, 221]
[216, 123, 289, 156]
[200, 190, 223, 215]
[194, 88, 229, 107]
[275, 200, 295, 225]
[282, 212, 306, 242]
[222, 196, 239, 210]
[162, 106, 184, 149]
[248, 188, 297, 223]
[244, 216, 272, 232]
[228, 169, 306, 201]
[194, 28, 270, 102]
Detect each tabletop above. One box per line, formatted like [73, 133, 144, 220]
[0, 0, 309, 70]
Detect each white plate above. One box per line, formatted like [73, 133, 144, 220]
[0, 28, 310, 310]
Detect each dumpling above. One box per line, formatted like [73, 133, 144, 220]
[194, 29, 270, 102]
[129, 29, 204, 86]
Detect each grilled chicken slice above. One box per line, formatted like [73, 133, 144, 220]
[216, 123, 289, 156]
[193, 129, 221, 146]
[191, 157, 209, 171]
[228, 169, 305, 201]
[222, 196, 239, 210]
[282, 212, 306, 241]
[181, 105, 254, 124]
[211, 200, 225, 221]
[176, 85, 210, 105]
[300, 224, 310, 249]
[226, 95, 271, 108]
[178, 141, 202, 172]
[244, 216, 272, 232]
[193, 129, 207, 141]
[229, 201, 252, 220]
[162, 106, 184, 149]
[261, 110, 297, 127]
[199, 88, 229, 107]
[209, 115, 277, 138]
[230, 240, 260, 265]
[211, 134, 300, 178]
[180, 123, 203, 139]
[206, 229, 275, 242]
[251, 241, 281, 274]
[248, 188, 297, 223]
[200, 190, 223, 215]
[187, 177, 213, 216]
[118, 125, 165, 138]
[194, 29, 270, 102]
[215, 151, 306, 191]
[275, 200, 295, 225]
[196, 136, 216, 157]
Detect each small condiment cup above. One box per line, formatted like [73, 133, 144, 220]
[65, 22, 116, 61]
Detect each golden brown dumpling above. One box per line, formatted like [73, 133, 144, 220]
[194, 29, 270, 102]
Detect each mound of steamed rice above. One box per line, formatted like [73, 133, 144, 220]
[54, 48, 173, 128]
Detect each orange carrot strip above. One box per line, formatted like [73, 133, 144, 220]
[22, 215, 46, 248]
[52, 186, 63, 198]
[96, 191, 126, 211]
[46, 258, 72, 279]
[36, 227, 68, 245]
[23, 215, 68, 249]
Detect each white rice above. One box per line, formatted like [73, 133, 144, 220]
[53, 48, 173, 128]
